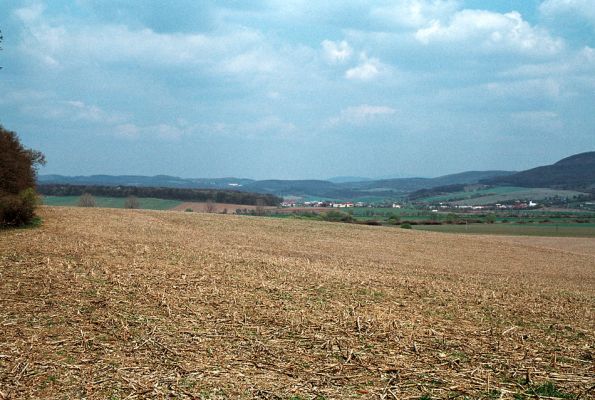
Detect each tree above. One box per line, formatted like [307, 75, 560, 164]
[0, 125, 46, 226]
[204, 199, 216, 213]
[78, 193, 96, 207]
[124, 195, 140, 209]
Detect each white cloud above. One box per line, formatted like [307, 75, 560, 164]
[540, 0, 595, 27]
[371, 0, 461, 28]
[415, 10, 564, 56]
[13, 5, 267, 72]
[321, 40, 353, 63]
[329, 104, 396, 126]
[345, 55, 388, 81]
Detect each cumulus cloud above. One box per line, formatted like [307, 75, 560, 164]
[321, 40, 353, 63]
[371, 0, 461, 28]
[13, 4, 266, 72]
[345, 55, 388, 81]
[415, 10, 564, 56]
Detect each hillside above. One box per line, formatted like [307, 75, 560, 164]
[38, 174, 254, 189]
[342, 170, 515, 192]
[0, 207, 593, 399]
[484, 151, 595, 191]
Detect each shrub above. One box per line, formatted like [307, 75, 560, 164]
[0, 189, 39, 227]
[321, 210, 353, 223]
[124, 195, 140, 209]
[185, 208, 193, 212]
[387, 214, 401, 225]
[78, 193, 96, 207]
[400, 223, 412, 229]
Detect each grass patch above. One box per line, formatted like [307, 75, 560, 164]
[42, 195, 182, 210]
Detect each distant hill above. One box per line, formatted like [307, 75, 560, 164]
[242, 180, 361, 199]
[483, 152, 595, 192]
[342, 170, 515, 192]
[38, 170, 516, 200]
[38, 174, 254, 189]
[327, 176, 372, 184]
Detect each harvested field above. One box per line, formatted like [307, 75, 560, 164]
[0, 207, 594, 399]
[478, 236, 595, 257]
[171, 202, 277, 214]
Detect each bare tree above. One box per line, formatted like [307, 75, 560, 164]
[78, 193, 96, 207]
[204, 200, 216, 213]
[124, 195, 140, 209]
[254, 199, 266, 216]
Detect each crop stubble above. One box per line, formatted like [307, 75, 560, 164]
[0, 207, 593, 399]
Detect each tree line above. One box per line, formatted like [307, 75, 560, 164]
[38, 184, 282, 206]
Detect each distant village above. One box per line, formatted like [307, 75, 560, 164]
[280, 199, 541, 211]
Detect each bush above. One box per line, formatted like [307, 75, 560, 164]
[78, 193, 96, 207]
[124, 195, 140, 209]
[321, 210, 354, 223]
[400, 223, 412, 229]
[0, 189, 38, 227]
[387, 214, 401, 225]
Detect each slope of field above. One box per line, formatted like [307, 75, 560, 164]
[414, 223, 595, 237]
[1, 207, 593, 399]
[452, 187, 588, 206]
[417, 186, 587, 205]
[480, 236, 595, 257]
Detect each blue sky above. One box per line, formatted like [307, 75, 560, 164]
[1, 0, 594, 179]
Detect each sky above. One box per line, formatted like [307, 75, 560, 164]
[0, 0, 594, 179]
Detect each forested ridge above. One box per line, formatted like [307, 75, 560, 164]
[39, 184, 282, 206]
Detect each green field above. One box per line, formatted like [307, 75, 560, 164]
[42, 196, 182, 210]
[413, 222, 595, 237]
[420, 186, 588, 205]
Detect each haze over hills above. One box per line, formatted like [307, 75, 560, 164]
[38, 151, 595, 200]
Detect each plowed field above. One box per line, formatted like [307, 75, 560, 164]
[1, 207, 593, 399]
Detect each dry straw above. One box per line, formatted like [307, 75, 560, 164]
[0, 207, 593, 399]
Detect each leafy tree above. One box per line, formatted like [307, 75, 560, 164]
[445, 213, 459, 224]
[0, 125, 46, 226]
[485, 213, 497, 224]
[387, 213, 401, 225]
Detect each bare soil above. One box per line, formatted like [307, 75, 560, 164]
[0, 207, 593, 399]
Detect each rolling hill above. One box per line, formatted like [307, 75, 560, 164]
[38, 170, 515, 200]
[483, 151, 595, 191]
